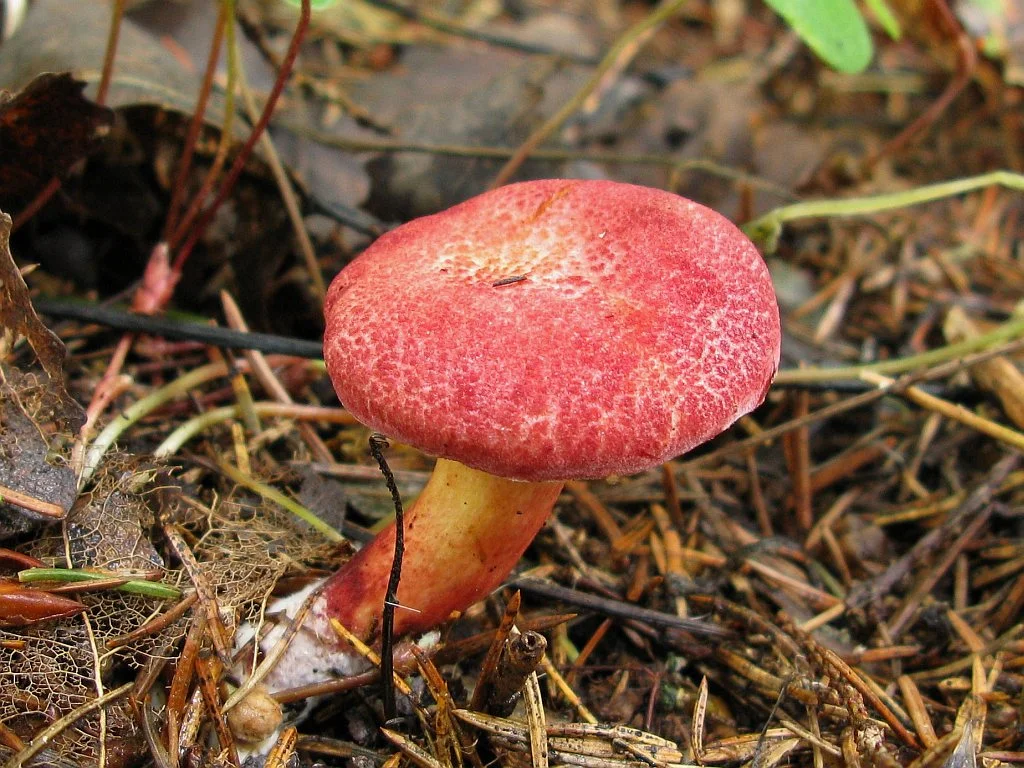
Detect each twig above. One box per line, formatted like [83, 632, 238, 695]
[866, 0, 976, 169]
[861, 370, 1024, 453]
[173, 0, 311, 272]
[164, 2, 227, 241]
[195, 654, 242, 768]
[680, 334, 1024, 470]
[0, 483, 65, 518]
[898, 675, 939, 748]
[233, 26, 327, 299]
[222, 290, 335, 463]
[380, 728, 445, 768]
[886, 502, 995, 639]
[523, 671, 549, 768]
[33, 297, 324, 359]
[105, 590, 198, 650]
[277, 124, 794, 197]
[508, 577, 732, 638]
[11, 178, 62, 232]
[168, 0, 240, 250]
[162, 525, 235, 670]
[370, 434, 405, 723]
[360, 0, 601, 67]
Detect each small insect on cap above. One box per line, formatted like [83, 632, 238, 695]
[324, 179, 781, 481]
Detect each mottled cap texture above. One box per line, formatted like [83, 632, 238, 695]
[324, 180, 780, 482]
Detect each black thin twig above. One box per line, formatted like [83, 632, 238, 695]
[369, 433, 405, 724]
[33, 298, 323, 359]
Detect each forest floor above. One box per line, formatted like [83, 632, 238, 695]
[0, 1, 1023, 767]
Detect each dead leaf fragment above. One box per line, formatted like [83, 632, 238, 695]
[360, 50, 572, 219]
[0, 210, 84, 433]
[0, 72, 112, 210]
[60, 456, 163, 571]
[0, 209, 82, 530]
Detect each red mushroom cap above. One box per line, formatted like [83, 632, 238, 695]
[324, 180, 780, 482]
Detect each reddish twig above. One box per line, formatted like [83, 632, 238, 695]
[868, 0, 977, 168]
[172, 0, 311, 274]
[95, 0, 126, 107]
[0, 483, 65, 518]
[163, 2, 228, 242]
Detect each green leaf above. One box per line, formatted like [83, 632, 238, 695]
[863, 0, 903, 40]
[764, 0, 874, 73]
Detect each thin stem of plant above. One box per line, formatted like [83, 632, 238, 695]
[775, 313, 1024, 384]
[164, 1, 227, 241]
[80, 361, 232, 486]
[173, 0, 311, 272]
[744, 170, 1024, 250]
[169, 0, 240, 249]
[154, 401, 355, 457]
[233, 25, 326, 298]
[369, 434, 405, 723]
[213, 456, 343, 542]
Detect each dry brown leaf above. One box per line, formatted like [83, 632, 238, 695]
[0, 73, 111, 210]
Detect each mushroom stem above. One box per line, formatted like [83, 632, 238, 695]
[320, 458, 563, 641]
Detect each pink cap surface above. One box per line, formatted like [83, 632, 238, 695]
[324, 180, 780, 482]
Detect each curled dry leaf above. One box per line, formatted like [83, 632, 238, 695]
[0, 210, 84, 431]
[0, 210, 83, 530]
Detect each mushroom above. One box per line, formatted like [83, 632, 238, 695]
[273, 180, 779, 683]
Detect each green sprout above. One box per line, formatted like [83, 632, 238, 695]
[19, 568, 182, 600]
